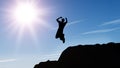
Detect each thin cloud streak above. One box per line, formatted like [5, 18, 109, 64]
[100, 19, 120, 26]
[66, 20, 83, 27]
[82, 27, 120, 35]
[0, 59, 16, 63]
[51, 20, 84, 30]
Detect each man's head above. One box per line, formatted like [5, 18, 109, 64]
[61, 18, 65, 22]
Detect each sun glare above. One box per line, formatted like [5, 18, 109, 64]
[13, 2, 38, 26]
[3, 0, 51, 44]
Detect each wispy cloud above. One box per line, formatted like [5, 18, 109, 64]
[0, 59, 16, 63]
[66, 20, 83, 27]
[82, 27, 120, 35]
[100, 19, 120, 26]
[51, 19, 84, 30]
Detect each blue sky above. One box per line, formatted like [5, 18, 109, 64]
[1, 0, 120, 68]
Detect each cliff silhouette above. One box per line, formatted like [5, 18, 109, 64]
[34, 42, 120, 68]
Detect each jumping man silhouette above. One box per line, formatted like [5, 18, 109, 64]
[55, 17, 68, 43]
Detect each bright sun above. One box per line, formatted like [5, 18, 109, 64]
[3, 0, 51, 43]
[13, 2, 39, 26]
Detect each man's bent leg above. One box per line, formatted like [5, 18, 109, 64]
[60, 34, 65, 43]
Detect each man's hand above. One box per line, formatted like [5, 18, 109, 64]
[58, 17, 62, 19]
[65, 18, 68, 23]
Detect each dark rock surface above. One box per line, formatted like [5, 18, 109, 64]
[34, 42, 120, 68]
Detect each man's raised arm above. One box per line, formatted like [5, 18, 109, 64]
[65, 18, 68, 24]
[56, 17, 62, 22]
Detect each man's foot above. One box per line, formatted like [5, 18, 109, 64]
[60, 34, 65, 43]
[55, 35, 59, 39]
[62, 38, 65, 43]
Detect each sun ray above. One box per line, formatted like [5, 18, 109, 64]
[2, 0, 52, 47]
[35, 19, 53, 29]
